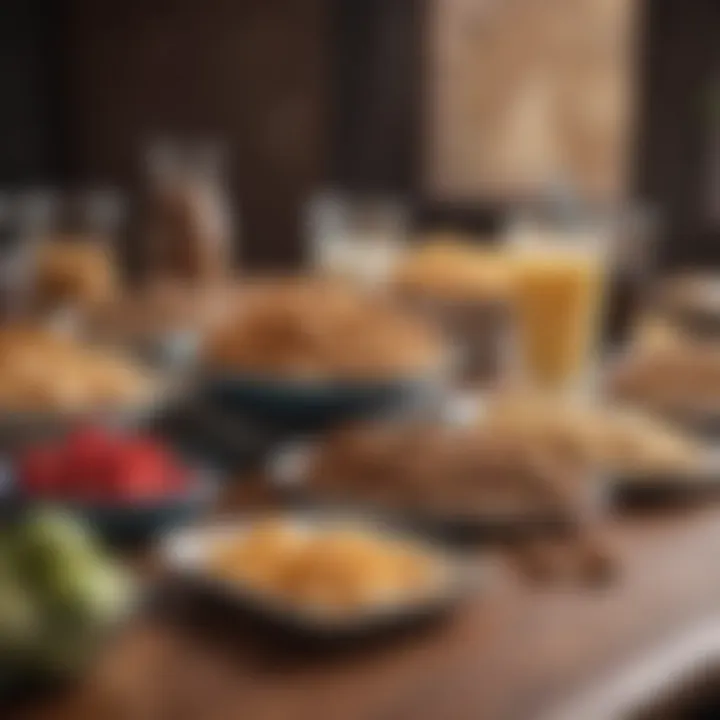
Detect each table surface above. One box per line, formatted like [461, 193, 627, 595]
[11, 482, 720, 720]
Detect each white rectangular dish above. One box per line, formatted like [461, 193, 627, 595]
[159, 512, 484, 636]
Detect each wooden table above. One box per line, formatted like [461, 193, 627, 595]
[11, 483, 720, 720]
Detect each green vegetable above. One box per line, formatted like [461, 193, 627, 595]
[0, 579, 42, 663]
[14, 509, 101, 593]
[0, 509, 133, 682]
[45, 561, 133, 629]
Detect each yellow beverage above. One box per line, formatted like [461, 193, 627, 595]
[511, 248, 605, 390]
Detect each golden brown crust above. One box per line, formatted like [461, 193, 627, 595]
[610, 345, 720, 419]
[306, 421, 589, 519]
[204, 279, 444, 380]
[208, 519, 442, 614]
[393, 240, 512, 303]
[483, 394, 701, 475]
[0, 326, 153, 412]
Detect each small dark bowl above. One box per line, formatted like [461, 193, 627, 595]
[1, 467, 217, 547]
[69, 479, 216, 546]
[203, 370, 445, 432]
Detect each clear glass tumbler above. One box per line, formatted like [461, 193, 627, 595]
[305, 190, 408, 290]
[32, 188, 125, 318]
[505, 209, 611, 396]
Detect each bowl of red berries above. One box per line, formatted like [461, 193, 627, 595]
[12, 428, 217, 545]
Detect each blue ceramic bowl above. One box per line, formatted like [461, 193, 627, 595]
[68, 475, 216, 546]
[0, 464, 217, 547]
[203, 371, 445, 431]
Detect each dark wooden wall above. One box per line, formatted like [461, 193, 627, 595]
[0, 0, 719, 268]
[0, 1, 62, 185]
[62, 0, 328, 269]
[634, 0, 720, 269]
[330, 0, 720, 265]
[330, 0, 422, 195]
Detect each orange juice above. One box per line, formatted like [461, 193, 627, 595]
[511, 248, 605, 390]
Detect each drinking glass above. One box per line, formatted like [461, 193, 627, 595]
[305, 191, 408, 289]
[0, 191, 57, 321]
[32, 188, 125, 319]
[505, 210, 610, 396]
[142, 139, 235, 284]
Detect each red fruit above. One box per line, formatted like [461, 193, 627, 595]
[164, 462, 188, 494]
[63, 427, 122, 498]
[20, 447, 63, 496]
[65, 427, 116, 464]
[20, 428, 187, 504]
[110, 441, 172, 501]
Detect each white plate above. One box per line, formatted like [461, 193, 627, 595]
[159, 513, 482, 635]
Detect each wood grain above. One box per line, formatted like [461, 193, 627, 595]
[11, 483, 720, 720]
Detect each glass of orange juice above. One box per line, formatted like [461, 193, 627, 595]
[506, 215, 609, 395]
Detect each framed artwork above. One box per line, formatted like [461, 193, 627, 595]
[425, 0, 640, 204]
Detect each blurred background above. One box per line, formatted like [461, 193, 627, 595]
[0, 0, 717, 270]
[7, 2, 720, 718]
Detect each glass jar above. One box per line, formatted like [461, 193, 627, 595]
[32, 188, 124, 318]
[0, 192, 50, 322]
[142, 140, 235, 284]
